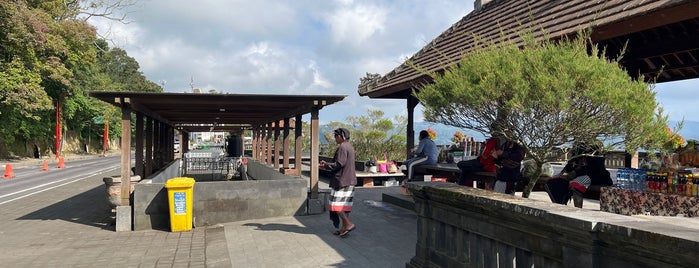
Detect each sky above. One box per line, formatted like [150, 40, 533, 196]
[88, 0, 699, 127]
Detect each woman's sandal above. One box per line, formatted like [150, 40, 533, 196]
[333, 230, 342, 235]
[339, 225, 356, 238]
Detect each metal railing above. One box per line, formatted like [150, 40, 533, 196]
[182, 153, 247, 181]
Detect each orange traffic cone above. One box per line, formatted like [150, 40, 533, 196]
[41, 160, 49, 171]
[3, 164, 15, 179]
[57, 157, 66, 168]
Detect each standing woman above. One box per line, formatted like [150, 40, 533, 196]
[320, 128, 357, 238]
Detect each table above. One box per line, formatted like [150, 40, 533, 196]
[355, 171, 405, 187]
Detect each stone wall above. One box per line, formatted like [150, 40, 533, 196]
[133, 159, 307, 231]
[406, 182, 699, 268]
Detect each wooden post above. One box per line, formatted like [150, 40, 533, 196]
[253, 126, 258, 160]
[310, 107, 320, 199]
[153, 121, 161, 169]
[407, 95, 419, 159]
[145, 117, 153, 177]
[283, 117, 290, 169]
[260, 124, 265, 163]
[266, 123, 273, 165]
[135, 113, 144, 179]
[181, 132, 188, 155]
[295, 114, 303, 177]
[120, 103, 132, 206]
[274, 122, 280, 169]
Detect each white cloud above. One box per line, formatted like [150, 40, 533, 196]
[86, 0, 699, 125]
[325, 4, 387, 47]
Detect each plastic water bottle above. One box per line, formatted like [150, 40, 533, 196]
[616, 168, 625, 189]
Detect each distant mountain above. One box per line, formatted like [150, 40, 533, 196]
[414, 122, 487, 145]
[674, 120, 699, 141]
[318, 122, 485, 145]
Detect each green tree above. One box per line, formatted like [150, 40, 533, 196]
[323, 109, 407, 163]
[0, 0, 157, 157]
[414, 31, 668, 197]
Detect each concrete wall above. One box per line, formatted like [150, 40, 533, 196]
[146, 159, 182, 183]
[133, 159, 308, 231]
[406, 182, 699, 268]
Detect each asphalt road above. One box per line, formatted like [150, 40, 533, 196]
[0, 156, 120, 205]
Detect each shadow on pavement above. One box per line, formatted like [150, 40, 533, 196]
[16, 184, 116, 231]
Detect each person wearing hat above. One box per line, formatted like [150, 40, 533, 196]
[320, 128, 357, 237]
[545, 140, 612, 208]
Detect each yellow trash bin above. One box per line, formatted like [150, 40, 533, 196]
[165, 177, 195, 232]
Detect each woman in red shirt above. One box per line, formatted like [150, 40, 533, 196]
[456, 137, 501, 187]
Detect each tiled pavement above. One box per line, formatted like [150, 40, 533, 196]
[1, 155, 609, 267]
[0, 156, 418, 267]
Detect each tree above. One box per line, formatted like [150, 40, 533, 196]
[0, 0, 158, 157]
[413, 31, 668, 197]
[323, 109, 407, 163]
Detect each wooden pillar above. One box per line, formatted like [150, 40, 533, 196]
[266, 123, 273, 165]
[145, 117, 153, 177]
[258, 125, 264, 161]
[274, 121, 281, 169]
[181, 132, 189, 155]
[167, 126, 174, 162]
[282, 117, 290, 169]
[407, 95, 419, 159]
[254, 126, 259, 159]
[120, 103, 132, 206]
[295, 114, 302, 176]
[310, 108, 320, 199]
[153, 121, 161, 169]
[135, 113, 144, 179]
[178, 131, 184, 158]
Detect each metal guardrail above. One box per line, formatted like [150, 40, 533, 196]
[182, 155, 247, 181]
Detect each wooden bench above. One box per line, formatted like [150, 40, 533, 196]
[412, 163, 550, 192]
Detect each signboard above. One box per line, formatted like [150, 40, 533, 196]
[173, 192, 186, 215]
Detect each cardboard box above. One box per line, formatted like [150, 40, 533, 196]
[361, 177, 374, 187]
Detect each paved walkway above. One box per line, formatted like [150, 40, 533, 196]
[0, 155, 613, 267]
[0, 155, 419, 267]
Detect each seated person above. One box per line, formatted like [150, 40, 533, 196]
[404, 130, 437, 181]
[493, 139, 525, 195]
[545, 141, 612, 208]
[457, 136, 500, 188]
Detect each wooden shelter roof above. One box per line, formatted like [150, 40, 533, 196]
[358, 0, 699, 99]
[89, 91, 346, 132]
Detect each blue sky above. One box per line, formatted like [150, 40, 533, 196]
[88, 0, 699, 127]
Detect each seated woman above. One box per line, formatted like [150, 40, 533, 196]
[457, 136, 500, 188]
[545, 141, 612, 208]
[493, 139, 525, 195]
[404, 130, 437, 181]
